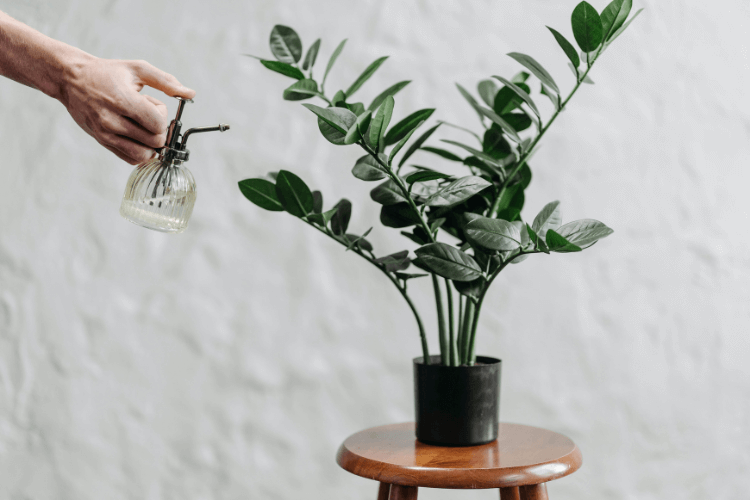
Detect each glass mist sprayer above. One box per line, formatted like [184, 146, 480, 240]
[120, 97, 229, 233]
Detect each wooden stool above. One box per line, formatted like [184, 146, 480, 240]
[336, 422, 582, 500]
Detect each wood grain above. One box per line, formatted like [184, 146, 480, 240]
[519, 483, 548, 500]
[499, 486, 521, 500]
[336, 422, 581, 489]
[389, 485, 418, 500]
[377, 482, 391, 500]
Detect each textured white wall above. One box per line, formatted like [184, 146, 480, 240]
[1, 0, 748, 499]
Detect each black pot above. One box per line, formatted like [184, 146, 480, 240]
[413, 355, 501, 446]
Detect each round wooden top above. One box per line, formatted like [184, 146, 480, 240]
[336, 422, 582, 489]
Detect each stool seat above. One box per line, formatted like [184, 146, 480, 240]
[336, 422, 582, 489]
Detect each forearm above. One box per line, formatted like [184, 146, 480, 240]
[0, 10, 93, 101]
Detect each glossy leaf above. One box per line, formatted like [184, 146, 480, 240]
[312, 190, 323, 213]
[346, 56, 389, 98]
[323, 39, 347, 86]
[483, 125, 512, 159]
[453, 278, 484, 300]
[477, 80, 499, 107]
[303, 104, 358, 145]
[398, 123, 441, 168]
[344, 109, 372, 145]
[607, 8, 643, 45]
[347, 102, 366, 116]
[368, 81, 411, 111]
[275, 170, 313, 217]
[345, 231, 374, 252]
[422, 147, 462, 162]
[308, 207, 338, 227]
[370, 179, 407, 206]
[302, 39, 321, 71]
[441, 140, 503, 170]
[369, 95, 394, 150]
[546, 27, 580, 71]
[425, 176, 492, 207]
[492, 75, 540, 123]
[568, 63, 595, 83]
[395, 272, 428, 281]
[456, 83, 485, 122]
[283, 79, 318, 101]
[465, 216, 522, 251]
[571, 1, 604, 53]
[502, 113, 532, 132]
[507, 52, 560, 95]
[512, 71, 531, 84]
[332, 90, 346, 107]
[238, 178, 284, 211]
[389, 121, 424, 164]
[415, 243, 483, 282]
[557, 219, 613, 249]
[382, 203, 421, 228]
[405, 171, 450, 185]
[493, 82, 531, 115]
[601, 0, 632, 40]
[352, 154, 387, 181]
[477, 107, 522, 143]
[260, 60, 305, 80]
[374, 250, 411, 273]
[269, 25, 302, 64]
[331, 199, 352, 235]
[400, 229, 428, 245]
[385, 109, 435, 146]
[546, 229, 582, 252]
[532, 200, 562, 237]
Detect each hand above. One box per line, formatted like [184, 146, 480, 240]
[58, 56, 196, 165]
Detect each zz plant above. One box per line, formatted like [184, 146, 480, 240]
[240, 1, 642, 366]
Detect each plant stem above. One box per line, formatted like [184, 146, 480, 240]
[487, 59, 598, 219]
[461, 299, 475, 365]
[431, 274, 449, 366]
[457, 294, 464, 363]
[445, 278, 457, 366]
[303, 219, 431, 363]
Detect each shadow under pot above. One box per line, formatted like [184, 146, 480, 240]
[413, 355, 501, 446]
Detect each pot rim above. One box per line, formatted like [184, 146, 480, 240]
[413, 355, 502, 368]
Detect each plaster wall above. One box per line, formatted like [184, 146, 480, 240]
[0, 0, 748, 499]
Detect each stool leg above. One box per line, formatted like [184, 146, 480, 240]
[499, 486, 521, 500]
[519, 483, 548, 500]
[389, 485, 418, 500]
[378, 483, 391, 500]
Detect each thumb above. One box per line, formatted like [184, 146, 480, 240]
[130, 60, 196, 99]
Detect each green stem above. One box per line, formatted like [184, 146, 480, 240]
[457, 295, 464, 363]
[304, 219, 430, 363]
[445, 278, 457, 366]
[431, 274, 448, 366]
[461, 299, 475, 365]
[488, 59, 599, 219]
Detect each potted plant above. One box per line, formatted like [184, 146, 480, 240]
[240, 0, 641, 446]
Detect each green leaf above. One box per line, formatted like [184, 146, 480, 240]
[345, 231, 374, 252]
[369, 95, 394, 150]
[405, 171, 450, 185]
[453, 278, 483, 301]
[331, 199, 352, 235]
[323, 39, 347, 87]
[477, 80, 499, 108]
[483, 125, 512, 159]
[385, 109, 435, 146]
[465, 216, 522, 251]
[525, 224, 549, 253]
[346, 56, 389, 98]
[344, 109, 372, 145]
[502, 113, 532, 133]
[389, 121, 423, 164]
[568, 63, 594, 83]
[374, 250, 411, 273]
[493, 82, 531, 115]
[395, 272, 428, 281]
[507, 52, 559, 95]
[441, 140, 504, 175]
[303, 103, 358, 145]
[312, 190, 323, 213]
[532, 200, 562, 237]
[308, 207, 338, 227]
[260, 60, 305, 80]
[601, 0, 632, 40]
[238, 178, 284, 212]
[476, 107, 522, 143]
[557, 219, 613, 249]
[269, 25, 302, 64]
[302, 39, 321, 71]
[283, 79, 318, 101]
[347, 102, 366, 116]
[546, 229, 582, 253]
[398, 123, 441, 168]
[400, 229, 428, 245]
[370, 179, 407, 206]
[607, 8, 643, 45]
[368, 81, 411, 111]
[546, 27, 581, 71]
[572, 1, 604, 53]
[540, 84, 561, 109]
[382, 204, 421, 228]
[275, 170, 313, 217]
[421, 147, 462, 162]
[415, 242, 483, 282]
[332, 90, 347, 107]
[492, 75, 540, 124]
[352, 154, 388, 181]
[456, 83, 486, 122]
[512, 71, 531, 84]
[425, 176, 492, 207]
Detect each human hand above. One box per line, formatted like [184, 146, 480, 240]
[58, 56, 195, 165]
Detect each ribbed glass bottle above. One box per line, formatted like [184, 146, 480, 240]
[119, 157, 197, 233]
